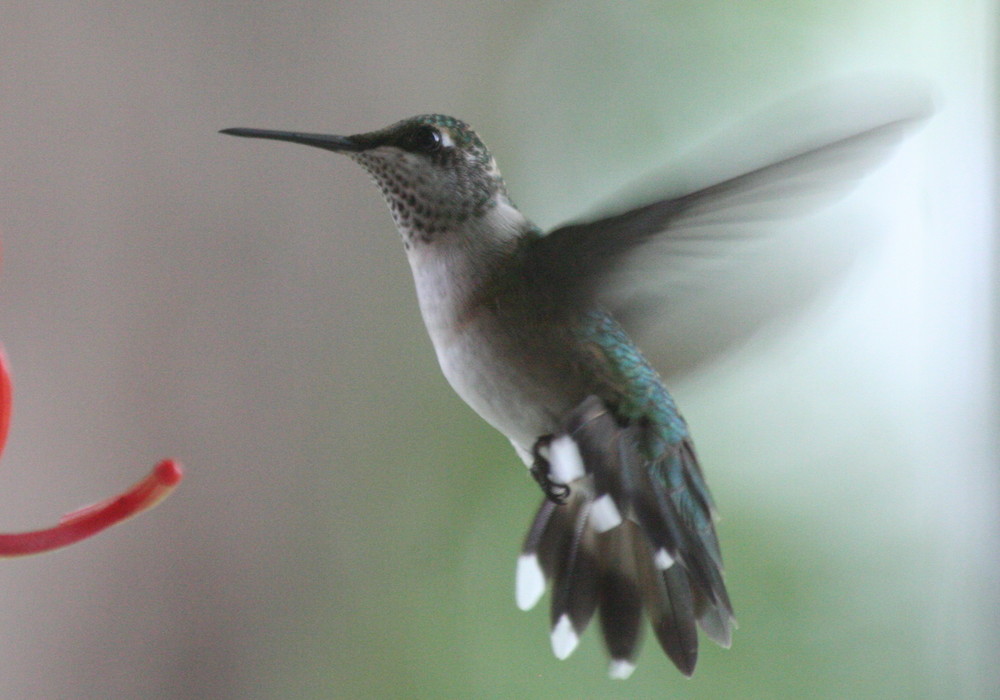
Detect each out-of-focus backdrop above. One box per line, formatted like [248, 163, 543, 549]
[0, 2, 996, 698]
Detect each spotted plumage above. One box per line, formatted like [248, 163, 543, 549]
[349, 115, 506, 245]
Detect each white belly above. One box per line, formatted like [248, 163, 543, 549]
[407, 242, 559, 452]
[432, 323, 557, 450]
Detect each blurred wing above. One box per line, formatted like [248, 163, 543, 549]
[524, 108, 927, 375]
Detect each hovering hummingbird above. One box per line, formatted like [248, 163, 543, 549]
[222, 107, 918, 678]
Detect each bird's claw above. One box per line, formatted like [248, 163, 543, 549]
[530, 435, 570, 505]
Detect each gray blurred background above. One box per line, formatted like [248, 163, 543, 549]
[0, 2, 996, 698]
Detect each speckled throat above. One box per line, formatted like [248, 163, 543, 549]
[346, 115, 508, 246]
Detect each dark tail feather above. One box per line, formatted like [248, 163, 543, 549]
[639, 542, 699, 677]
[597, 524, 644, 677]
[516, 499, 561, 612]
[694, 586, 734, 648]
[548, 498, 600, 659]
[516, 395, 734, 678]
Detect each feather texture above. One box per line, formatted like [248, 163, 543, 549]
[517, 394, 734, 677]
[523, 115, 924, 319]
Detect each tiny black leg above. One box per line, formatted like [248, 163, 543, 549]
[530, 435, 570, 505]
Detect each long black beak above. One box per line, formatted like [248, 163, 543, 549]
[219, 128, 362, 153]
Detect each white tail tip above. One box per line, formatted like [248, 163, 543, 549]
[550, 614, 579, 660]
[515, 553, 545, 611]
[608, 659, 637, 680]
[654, 547, 675, 570]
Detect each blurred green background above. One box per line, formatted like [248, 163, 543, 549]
[0, 2, 996, 698]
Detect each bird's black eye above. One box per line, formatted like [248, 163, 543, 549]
[408, 125, 443, 153]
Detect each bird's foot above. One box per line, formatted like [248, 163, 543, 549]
[530, 435, 570, 505]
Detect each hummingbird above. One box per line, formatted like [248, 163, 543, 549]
[221, 108, 918, 678]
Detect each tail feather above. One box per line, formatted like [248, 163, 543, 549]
[640, 544, 699, 677]
[516, 499, 557, 611]
[596, 524, 644, 671]
[548, 498, 600, 659]
[518, 499, 571, 609]
[516, 394, 734, 677]
[646, 466, 731, 613]
[694, 587, 734, 648]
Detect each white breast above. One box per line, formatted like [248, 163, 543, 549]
[404, 207, 554, 451]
